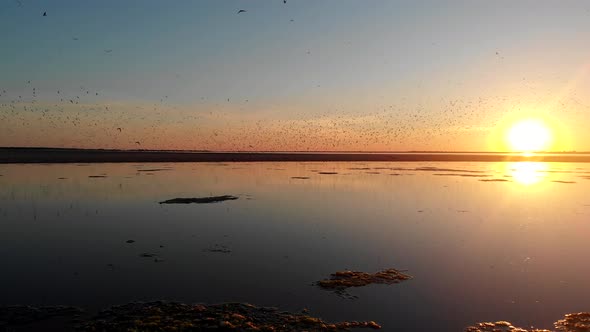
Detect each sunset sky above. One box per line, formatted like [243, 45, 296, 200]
[1, 0, 590, 151]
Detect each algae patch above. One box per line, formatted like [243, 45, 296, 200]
[78, 301, 382, 331]
[465, 312, 590, 332]
[317, 268, 412, 291]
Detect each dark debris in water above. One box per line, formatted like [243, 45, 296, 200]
[317, 268, 412, 291]
[159, 195, 239, 204]
[204, 244, 232, 254]
[465, 312, 590, 331]
[78, 301, 382, 331]
[139, 253, 157, 258]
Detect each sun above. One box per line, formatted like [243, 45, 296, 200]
[507, 119, 552, 153]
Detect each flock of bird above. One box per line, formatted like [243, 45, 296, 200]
[38, 1, 288, 17]
[2, 1, 589, 151]
[3, 77, 587, 151]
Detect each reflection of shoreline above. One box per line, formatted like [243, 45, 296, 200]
[3, 148, 590, 163]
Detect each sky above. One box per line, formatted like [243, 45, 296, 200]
[1, 0, 590, 151]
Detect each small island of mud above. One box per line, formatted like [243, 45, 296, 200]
[465, 312, 590, 332]
[317, 268, 412, 291]
[479, 179, 510, 182]
[159, 195, 239, 204]
[433, 173, 490, 178]
[136, 168, 173, 172]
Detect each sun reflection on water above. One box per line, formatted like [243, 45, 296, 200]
[509, 162, 547, 185]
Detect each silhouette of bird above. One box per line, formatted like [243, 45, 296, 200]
[237, 9, 246, 14]
[117, 128, 122, 132]
[135, 141, 141, 145]
[104, 49, 113, 53]
[43, 12, 47, 16]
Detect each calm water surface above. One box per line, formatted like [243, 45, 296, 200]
[1, 162, 589, 330]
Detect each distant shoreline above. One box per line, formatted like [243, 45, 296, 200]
[1, 148, 590, 163]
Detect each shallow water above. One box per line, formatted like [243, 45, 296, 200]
[1, 161, 589, 330]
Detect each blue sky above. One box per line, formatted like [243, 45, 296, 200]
[1, 1, 590, 150]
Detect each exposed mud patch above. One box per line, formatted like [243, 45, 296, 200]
[479, 179, 511, 182]
[78, 301, 382, 331]
[159, 195, 239, 204]
[465, 312, 590, 332]
[317, 268, 411, 291]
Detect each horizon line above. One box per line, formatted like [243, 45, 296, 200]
[1, 146, 589, 155]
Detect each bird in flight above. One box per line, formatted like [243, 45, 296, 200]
[117, 128, 122, 132]
[43, 12, 47, 16]
[237, 9, 246, 14]
[104, 49, 113, 53]
[135, 141, 141, 145]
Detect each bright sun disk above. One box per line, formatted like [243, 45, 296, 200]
[507, 119, 552, 153]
